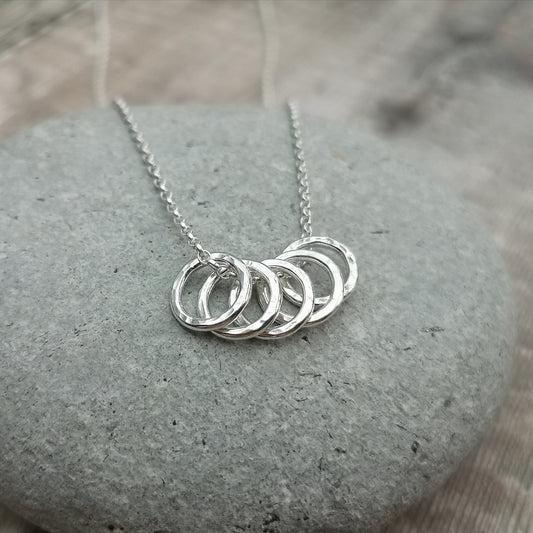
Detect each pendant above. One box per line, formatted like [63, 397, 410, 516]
[170, 236, 358, 340]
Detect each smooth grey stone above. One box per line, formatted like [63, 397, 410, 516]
[0, 106, 514, 533]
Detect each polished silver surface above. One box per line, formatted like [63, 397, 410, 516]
[275, 249, 344, 326]
[256, 259, 314, 339]
[170, 253, 252, 331]
[283, 236, 358, 306]
[198, 260, 282, 340]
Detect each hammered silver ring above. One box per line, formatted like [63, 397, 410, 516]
[198, 259, 282, 340]
[282, 236, 358, 306]
[170, 252, 252, 331]
[255, 258, 315, 339]
[273, 249, 344, 326]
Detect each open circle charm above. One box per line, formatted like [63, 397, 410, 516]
[170, 252, 252, 331]
[256, 259, 315, 339]
[276, 249, 344, 326]
[198, 260, 282, 340]
[283, 236, 358, 306]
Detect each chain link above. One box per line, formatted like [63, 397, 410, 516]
[113, 97, 313, 268]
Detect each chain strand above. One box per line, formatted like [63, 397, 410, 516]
[113, 97, 238, 278]
[113, 97, 313, 264]
[287, 100, 313, 238]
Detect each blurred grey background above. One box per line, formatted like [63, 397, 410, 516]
[0, 1, 532, 532]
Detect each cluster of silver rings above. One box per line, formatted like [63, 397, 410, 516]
[170, 236, 357, 340]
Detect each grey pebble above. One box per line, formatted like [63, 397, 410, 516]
[0, 106, 515, 533]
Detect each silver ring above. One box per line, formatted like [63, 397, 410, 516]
[170, 252, 252, 331]
[198, 260, 282, 340]
[283, 236, 357, 305]
[257, 259, 314, 339]
[276, 250, 344, 326]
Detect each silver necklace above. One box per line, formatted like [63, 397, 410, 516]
[113, 98, 358, 340]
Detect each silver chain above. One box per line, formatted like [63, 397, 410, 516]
[113, 97, 313, 272]
[287, 99, 312, 238]
[113, 97, 226, 275]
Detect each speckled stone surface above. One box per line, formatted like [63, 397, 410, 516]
[0, 106, 515, 533]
